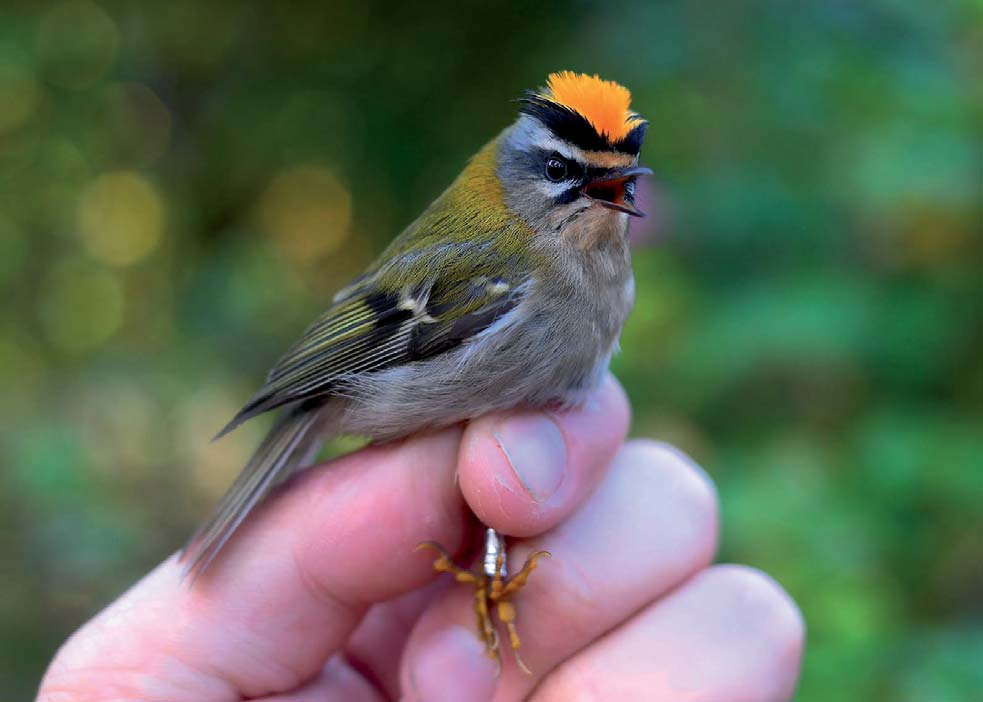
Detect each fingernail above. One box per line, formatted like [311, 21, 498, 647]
[494, 413, 567, 502]
[408, 626, 497, 702]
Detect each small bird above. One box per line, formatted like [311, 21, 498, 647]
[184, 71, 650, 670]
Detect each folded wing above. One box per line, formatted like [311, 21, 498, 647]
[215, 252, 525, 438]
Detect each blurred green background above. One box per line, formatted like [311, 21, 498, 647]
[1, 0, 980, 698]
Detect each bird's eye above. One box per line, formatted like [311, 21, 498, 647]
[545, 157, 568, 182]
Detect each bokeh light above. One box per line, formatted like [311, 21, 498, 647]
[76, 171, 164, 266]
[256, 165, 352, 265]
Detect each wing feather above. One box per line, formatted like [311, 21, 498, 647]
[215, 252, 526, 438]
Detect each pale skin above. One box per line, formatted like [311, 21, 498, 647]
[38, 375, 804, 702]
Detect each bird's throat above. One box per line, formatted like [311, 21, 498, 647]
[563, 206, 630, 252]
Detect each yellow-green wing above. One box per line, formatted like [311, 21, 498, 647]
[215, 264, 523, 437]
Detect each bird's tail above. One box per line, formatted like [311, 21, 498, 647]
[181, 406, 325, 582]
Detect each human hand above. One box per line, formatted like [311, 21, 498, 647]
[38, 375, 804, 702]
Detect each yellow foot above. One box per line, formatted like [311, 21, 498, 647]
[492, 549, 551, 675]
[417, 533, 550, 675]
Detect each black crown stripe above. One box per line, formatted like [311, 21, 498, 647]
[518, 94, 647, 156]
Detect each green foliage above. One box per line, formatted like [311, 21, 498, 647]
[0, 0, 979, 698]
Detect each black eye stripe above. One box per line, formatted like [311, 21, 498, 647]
[553, 186, 582, 205]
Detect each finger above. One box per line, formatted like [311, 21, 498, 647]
[40, 428, 470, 702]
[261, 657, 384, 702]
[458, 372, 630, 537]
[343, 580, 448, 700]
[400, 622, 501, 702]
[400, 440, 718, 700]
[532, 565, 806, 702]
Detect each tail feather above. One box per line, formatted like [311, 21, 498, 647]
[182, 407, 323, 581]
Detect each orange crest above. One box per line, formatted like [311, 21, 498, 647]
[538, 72, 639, 142]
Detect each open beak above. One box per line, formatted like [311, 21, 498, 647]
[581, 166, 654, 217]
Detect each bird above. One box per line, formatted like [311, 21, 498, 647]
[183, 71, 650, 671]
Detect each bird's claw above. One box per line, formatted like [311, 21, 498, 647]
[418, 538, 550, 674]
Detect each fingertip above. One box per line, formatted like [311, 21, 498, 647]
[457, 373, 630, 537]
[401, 616, 498, 702]
[701, 564, 807, 670]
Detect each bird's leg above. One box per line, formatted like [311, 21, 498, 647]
[472, 576, 498, 659]
[486, 531, 551, 675]
[417, 529, 550, 675]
